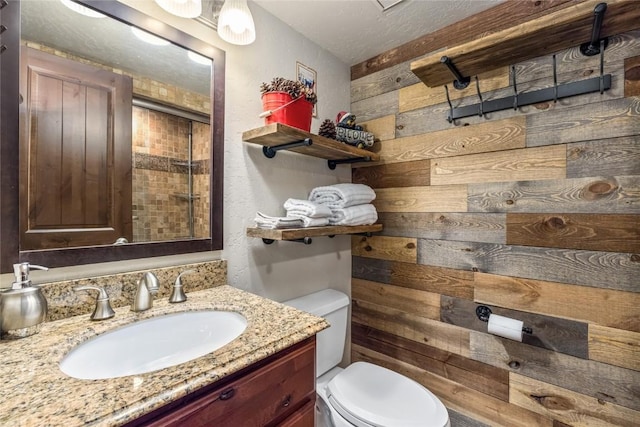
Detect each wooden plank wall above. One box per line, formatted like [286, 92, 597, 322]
[349, 18, 640, 427]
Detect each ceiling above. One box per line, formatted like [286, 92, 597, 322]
[252, 0, 504, 66]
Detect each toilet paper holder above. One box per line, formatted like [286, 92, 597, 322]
[475, 305, 533, 335]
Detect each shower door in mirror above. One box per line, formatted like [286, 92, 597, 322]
[20, 47, 133, 250]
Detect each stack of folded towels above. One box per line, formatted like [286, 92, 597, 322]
[283, 198, 332, 227]
[308, 183, 377, 226]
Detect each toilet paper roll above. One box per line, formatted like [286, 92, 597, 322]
[487, 314, 523, 342]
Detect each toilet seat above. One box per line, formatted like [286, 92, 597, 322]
[325, 362, 449, 427]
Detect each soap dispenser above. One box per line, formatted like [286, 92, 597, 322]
[0, 263, 49, 339]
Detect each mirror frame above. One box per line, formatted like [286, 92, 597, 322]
[0, 0, 224, 273]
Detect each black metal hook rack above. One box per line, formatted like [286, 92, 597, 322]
[441, 2, 611, 124]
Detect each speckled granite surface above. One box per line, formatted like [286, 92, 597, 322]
[0, 285, 328, 427]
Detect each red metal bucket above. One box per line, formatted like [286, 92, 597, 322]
[261, 91, 313, 132]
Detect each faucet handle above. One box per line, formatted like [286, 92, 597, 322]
[169, 269, 195, 303]
[74, 286, 115, 321]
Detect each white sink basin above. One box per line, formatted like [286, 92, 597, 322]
[60, 310, 247, 380]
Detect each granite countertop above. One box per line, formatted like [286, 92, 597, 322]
[0, 285, 328, 427]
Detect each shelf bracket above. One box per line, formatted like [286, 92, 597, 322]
[328, 156, 372, 170]
[441, 56, 470, 90]
[580, 2, 609, 57]
[261, 237, 312, 244]
[263, 138, 312, 158]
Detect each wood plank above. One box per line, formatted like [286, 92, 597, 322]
[352, 279, 439, 319]
[448, 410, 491, 427]
[351, 322, 509, 401]
[506, 213, 640, 253]
[567, 136, 640, 178]
[625, 55, 640, 97]
[371, 117, 526, 165]
[351, 62, 420, 103]
[399, 67, 509, 113]
[474, 272, 640, 333]
[352, 345, 554, 427]
[510, 373, 640, 427]
[468, 176, 640, 214]
[246, 224, 383, 242]
[352, 298, 470, 357]
[441, 295, 589, 359]
[351, 0, 576, 80]
[241, 123, 380, 161]
[418, 239, 640, 292]
[352, 256, 475, 300]
[351, 90, 398, 123]
[377, 212, 506, 244]
[352, 160, 430, 188]
[359, 114, 396, 142]
[351, 235, 417, 263]
[469, 331, 640, 411]
[411, 0, 640, 87]
[526, 97, 640, 147]
[431, 145, 566, 186]
[589, 324, 640, 371]
[374, 185, 467, 212]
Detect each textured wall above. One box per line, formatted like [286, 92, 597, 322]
[350, 26, 640, 426]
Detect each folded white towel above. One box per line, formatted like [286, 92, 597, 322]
[283, 198, 332, 218]
[328, 204, 378, 226]
[309, 183, 376, 209]
[254, 212, 303, 229]
[287, 213, 330, 228]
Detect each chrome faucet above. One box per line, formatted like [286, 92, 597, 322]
[74, 286, 115, 320]
[131, 272, 160, 312]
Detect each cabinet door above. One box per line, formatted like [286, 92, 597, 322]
[145, 338, 315, 427]
[19, 47, 133, 250]
[277, 399, 315, 427]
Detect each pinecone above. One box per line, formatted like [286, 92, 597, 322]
[318, 119, 336, 139]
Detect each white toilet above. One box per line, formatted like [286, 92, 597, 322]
[285, 289, 450, 427]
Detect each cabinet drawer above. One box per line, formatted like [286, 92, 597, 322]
[147, 338, 315, 427]
[277, 399, 315, 427]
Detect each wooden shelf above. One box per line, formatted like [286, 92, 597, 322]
[242, 123, 379, 166]
[411, 0, 640, 88]
[247, 224, 383, 244]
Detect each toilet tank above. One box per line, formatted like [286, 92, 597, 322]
[284, 289, 350, 377]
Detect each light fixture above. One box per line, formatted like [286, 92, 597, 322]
[155, 0, 202, 19]
[131, 27, 171, 46]
[217, 0, 256, 46]
[60, 0, 106, 18]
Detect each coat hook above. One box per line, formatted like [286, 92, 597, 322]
[475, 76, 484, 117]
[441, 56, 470, 90]
[580, 3, 609, 57]
[511, 66, 518, 110]
[552, 55, 558, 103]
[444, 85, 454, 123]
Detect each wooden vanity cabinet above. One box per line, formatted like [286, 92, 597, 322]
[128, 337, 316, 427]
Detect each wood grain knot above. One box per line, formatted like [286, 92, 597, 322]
[395, 77, 402, 83]
[534, 102, 550, 110]
[405, 243, 416, 249]
[582, 69, 594, 77]
[585, 180, 617, 199]
[626, 65, 640, 81]
[364, 245, 372, 252]
[505, 199, 515, 205]
[544, 216, 566, 229]
[396, 124, 404, 130]
[530, 395, 573, 410]
[630, 254, 640, 263]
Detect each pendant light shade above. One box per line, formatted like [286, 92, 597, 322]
[217, 0, 256, 45]
[155, 0, 202, 19]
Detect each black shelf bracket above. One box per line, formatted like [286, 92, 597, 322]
[263, 138, 312, 158]
[441, 56, 470, 90]
[580, 2, 609, 57]
[328, 156, 372, 170]
[262, 237, 312, 245]
[444, 41, 611, 123]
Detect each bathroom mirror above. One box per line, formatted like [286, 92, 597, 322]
[0, 0, 225, 272]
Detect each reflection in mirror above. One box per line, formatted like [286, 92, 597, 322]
[20, 0, 211, 249]
[0, 0, 225, 272]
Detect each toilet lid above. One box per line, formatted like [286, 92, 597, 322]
[326, 362, 449, 427]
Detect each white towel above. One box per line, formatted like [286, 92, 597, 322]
[254, 212, 304, 229]
[328, 204, 378, 226]
[283, 198, 332, 218]
[287, 213, 330, 228]
[308, 184, 376, 209]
